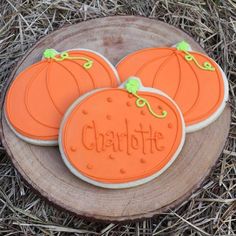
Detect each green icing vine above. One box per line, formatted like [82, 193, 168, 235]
[125, 78, 167, 119]
[176, 41, 215, 71]
[43, 49, 93, 69]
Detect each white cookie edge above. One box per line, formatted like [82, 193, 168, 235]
[116, 43, 229, 133]
[4, 48, 120, 146]
[58, 77, 186, 189]
[4, 109, 58, 146]
[42, 48, 121, 84]
[186, 64, 229, 132]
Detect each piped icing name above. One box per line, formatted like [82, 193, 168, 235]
[82, 119, 165, 155]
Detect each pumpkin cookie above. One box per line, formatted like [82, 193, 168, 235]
[59, 77, 185, 188]
[116, 41, 229, 132]
[5, 49, 119, 145]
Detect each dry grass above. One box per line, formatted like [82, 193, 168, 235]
[0, 0, 236, 235]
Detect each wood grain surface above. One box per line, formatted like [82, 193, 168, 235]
[0, 16, 231, 222]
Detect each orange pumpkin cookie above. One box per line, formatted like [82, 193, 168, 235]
[117, 41, 229, 132]
[59, 77, 185, 188]
[5, 49, 119, 145]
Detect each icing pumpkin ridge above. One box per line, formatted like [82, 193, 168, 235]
[116, 44, 228, 132]
[5, 49, 119, 144]
[59, 78, 185, 188]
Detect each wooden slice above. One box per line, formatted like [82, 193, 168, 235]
[0, 16, 231, 221]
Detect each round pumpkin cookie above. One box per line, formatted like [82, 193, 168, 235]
[116, 41, 229, 132]
[59, 77, 185, 188]
[5, 49, 120, 145]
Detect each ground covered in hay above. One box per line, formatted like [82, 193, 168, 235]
[0, 0, 235, 235]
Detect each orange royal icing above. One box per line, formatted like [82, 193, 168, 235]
[60, 81, 185, 187]
[5, 49, 119, 143]
[116, 46, 227, 130]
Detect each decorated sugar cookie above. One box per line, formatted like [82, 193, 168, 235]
[116, 41, 229, 132]
[5, 49, 119, 145]
[59, 77, 185, 188]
